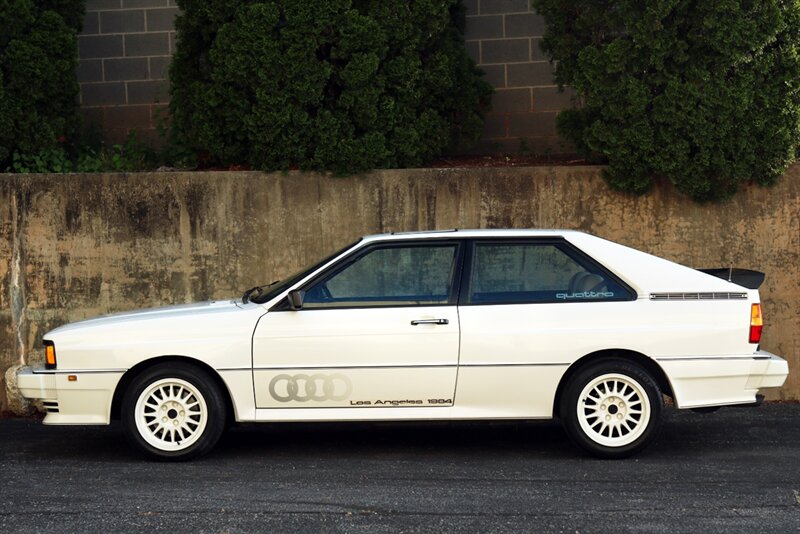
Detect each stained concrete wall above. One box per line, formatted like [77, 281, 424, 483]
[1, 167, 798, 412]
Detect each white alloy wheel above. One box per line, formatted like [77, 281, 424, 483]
[576, 372, 651, 448]
[134, 378, 208, 452]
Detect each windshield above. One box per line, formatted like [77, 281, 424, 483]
[247, 239, 362, 304]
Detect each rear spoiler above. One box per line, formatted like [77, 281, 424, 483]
[698, 268, 765, 290]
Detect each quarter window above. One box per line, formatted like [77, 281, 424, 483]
[303, 244, 458, 308]
[468, 242, 632, 304]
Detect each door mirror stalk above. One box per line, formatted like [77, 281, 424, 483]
[288, 290, 305, 310]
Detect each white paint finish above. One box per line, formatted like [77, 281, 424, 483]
[760, 356, 791, 389]
[15, 369, 57, 400]
[453, 366, 566, 418]
[458, 297, 755, 370]
[37, 372, 124, 425]
[559, 232, 745, 294]
[45, 300, 265, 372]
[254, 405, 455, 422]
[252, 307, 459, 407]
[218, 370, 257, 422]
[659, 354, 787, 408]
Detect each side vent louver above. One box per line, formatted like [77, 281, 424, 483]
[650, 292, 748, 301]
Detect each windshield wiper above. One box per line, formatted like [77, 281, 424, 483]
[242, 286, 263, 304]
[241, 280, 281, 304]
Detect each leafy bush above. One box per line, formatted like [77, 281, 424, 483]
[533, 0, 800, 201]
[170, 0, 492, 173]
[0, 0, 84, 170]
[10, 133, 158, 173]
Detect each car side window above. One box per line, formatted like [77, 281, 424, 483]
[302, 244, 458, 308]
[468, 242, 632, 304]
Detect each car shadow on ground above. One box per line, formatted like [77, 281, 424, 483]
[7, 406, 776, 463]
[215, 418, 576, 460]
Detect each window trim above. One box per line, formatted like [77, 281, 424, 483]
[459, 237, 637, 306]
[271, 239, 466, 311]
[252, 239, 363, 305]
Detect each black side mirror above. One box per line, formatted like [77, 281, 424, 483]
[288, 290, 305, 310]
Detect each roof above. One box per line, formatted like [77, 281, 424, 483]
[362, 228, 583, 242]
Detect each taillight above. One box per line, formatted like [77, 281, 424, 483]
[44, 341, 57, 369]
[749, 304, 763, 344]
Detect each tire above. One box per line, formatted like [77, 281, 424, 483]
[559, 359, 663, 459]
[121, 363, 227, 461]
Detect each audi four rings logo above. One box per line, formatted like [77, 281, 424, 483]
[269, 373, 353, 402]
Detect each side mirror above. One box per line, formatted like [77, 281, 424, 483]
[288, 290, 305, 310]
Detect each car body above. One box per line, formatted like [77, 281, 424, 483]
[16, 229, 788, 459]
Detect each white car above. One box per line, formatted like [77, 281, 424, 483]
[16, 229, 788, 460]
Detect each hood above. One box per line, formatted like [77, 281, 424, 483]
[46, 299, 253, 337]
[42, 299, 267, 371]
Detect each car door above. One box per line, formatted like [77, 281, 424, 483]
[455, 238, 637, 417]
[251, 240, 463, 409]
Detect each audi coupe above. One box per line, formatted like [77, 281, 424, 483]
[16, 229, 788, 460]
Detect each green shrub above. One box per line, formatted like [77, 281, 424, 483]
[533, 0, 800, 201]
[10, 133, 158, 173]
[170, 0, 492, 173]
[0, 0, 84, 170]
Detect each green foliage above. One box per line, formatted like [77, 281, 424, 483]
[10, 133, 158, 173]
[96, 133, 158, 172]
[10, 147, 73, 173]
[533, 0, 800, 201]
[0, 0, 84, 170]
[170, 0, 492, 173]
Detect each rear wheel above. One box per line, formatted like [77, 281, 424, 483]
[560, 359, 663, 458]
[121, 363, 227, 461]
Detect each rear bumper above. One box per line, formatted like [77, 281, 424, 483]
[759, 354, 790, 388]
[657, 350, 788, 409]
[15, 366, 124, 425]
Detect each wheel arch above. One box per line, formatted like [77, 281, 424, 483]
[110, 355, 236, 424]
[553, 349, 673, 417]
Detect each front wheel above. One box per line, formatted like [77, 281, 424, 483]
[560, 359, 663, 459]
[121, 363, 227, 461]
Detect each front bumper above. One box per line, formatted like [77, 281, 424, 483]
[15, 366, 124, 425]
[16, 366, 57, 399]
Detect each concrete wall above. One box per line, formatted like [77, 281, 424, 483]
[77, 1, 565, 151]
[1, 166, 798, 412]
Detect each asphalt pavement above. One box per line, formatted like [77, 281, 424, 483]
[1, 404, 799, 533]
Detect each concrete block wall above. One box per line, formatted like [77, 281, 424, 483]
[78, 0, 179, 144]
[76, 0, 574, 153]
[463, 0, 574, 154]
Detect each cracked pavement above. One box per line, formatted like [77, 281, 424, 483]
[1, 404, 799, 532]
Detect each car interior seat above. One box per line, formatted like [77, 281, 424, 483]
[568, 272, 605, 293]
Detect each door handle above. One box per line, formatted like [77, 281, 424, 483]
[410, 319, 449, 326]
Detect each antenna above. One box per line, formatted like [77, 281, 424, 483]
[728, 264, 733, 282]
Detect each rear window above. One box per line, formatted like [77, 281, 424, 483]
[467, 242, 634, 304]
